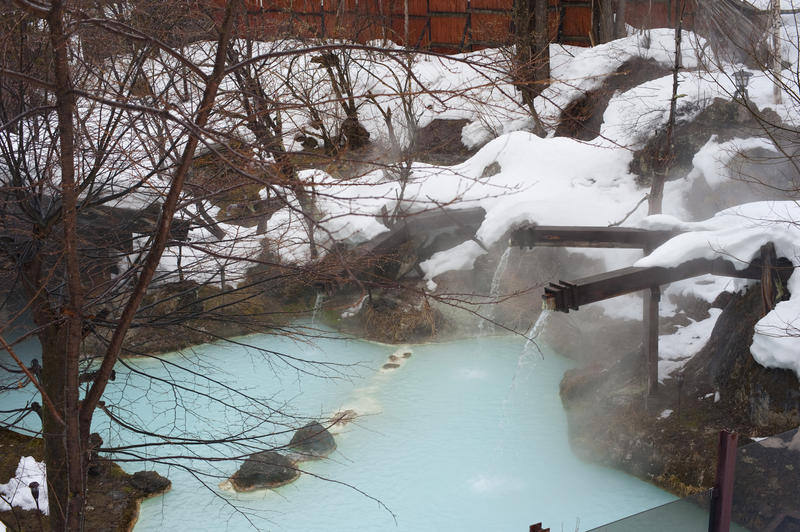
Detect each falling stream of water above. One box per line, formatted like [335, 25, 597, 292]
[523, 308, 552, 355]
[311, 291, 325, 325]
[479, 247, 512, 334]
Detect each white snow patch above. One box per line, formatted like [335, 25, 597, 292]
[0, 457, 48, 515]
[664, 275, 749, 304]
[688, 136, 779, 188]
[420, 240, 485, 280]
[536, 29, 706, 130]
[659, 409, 674, 419]
[659, 308, 723, 382]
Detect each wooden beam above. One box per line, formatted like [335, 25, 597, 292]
[510, 225, 683, 249]
[644, 286, 660, 395]
[709, 431, 738, 532]
[543, 257, 764, 312]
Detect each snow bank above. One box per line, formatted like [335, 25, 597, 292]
[600, 71, 728, 147]
[659, 308, 723, 381]
[0, 457, 48, 515]
[637, 202, 800, 377]
[536, 29, 706, 130]
[420, 240, 485, 279]
[267, 129, 643, 270]
[688, 136, 780, 188]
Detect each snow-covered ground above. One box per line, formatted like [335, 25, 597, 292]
[0, 457, 48, 515]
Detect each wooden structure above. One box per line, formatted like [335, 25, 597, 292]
[709, 430, 738, 532]
[213, 0, 698, 52]
[511, 226, 793, 395]
[510, 225, 682, 250]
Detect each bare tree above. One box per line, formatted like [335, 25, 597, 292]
[0, 1, 247, 528]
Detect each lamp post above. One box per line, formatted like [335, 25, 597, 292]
[29, 481, 44, 532]
[733, 69, 753, 101]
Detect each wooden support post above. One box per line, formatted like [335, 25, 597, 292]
[709, 430, 738, 532]
[644, 285, 660, 395]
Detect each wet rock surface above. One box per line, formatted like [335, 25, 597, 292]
[230, 451, 299, 491]
[732, 429, 800, 530]
[129, 470, 171, 496]
[289, 421, 337, 459]
[684, 286, 800, 429]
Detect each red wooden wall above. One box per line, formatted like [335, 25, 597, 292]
[214, 0, 697, 52]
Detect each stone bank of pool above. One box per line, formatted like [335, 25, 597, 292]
[114, 332, 675, 531]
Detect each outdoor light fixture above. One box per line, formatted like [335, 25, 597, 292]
[29, 481, 44, 532]
[733, 69, 753, 100]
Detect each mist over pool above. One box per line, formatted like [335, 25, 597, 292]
[97, 331, 677, 531]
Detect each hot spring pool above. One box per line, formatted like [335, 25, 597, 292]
[0, 329, 677, 531]
[100, 332, 675, 531]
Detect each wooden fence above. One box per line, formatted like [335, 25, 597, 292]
[215, 0, 697, 51]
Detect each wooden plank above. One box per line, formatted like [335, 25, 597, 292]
[470, 12, 511, 42]
[709, 431, 738, 532]
[470, 0, 513, 9]
[389, 16, 430, 45]
[389, 0, 429, 16]
[430, 14, 467, 43]
[561, 5, 592, 38]
[644, 286, 660, 395]
[543, 258, 764, 312]
[625, 1, 670, 28]
[429, 0, 469, 11]
[510, 226, 683, 249]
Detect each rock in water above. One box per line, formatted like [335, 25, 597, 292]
[230, 451, 299, 492]
[129, 470, 171, 496]
[289, 421, 336, 459]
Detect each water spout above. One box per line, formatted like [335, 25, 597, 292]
[522, 306, 552, 355]
[479, 247, 513, 334]
[311, 292, 325, 325]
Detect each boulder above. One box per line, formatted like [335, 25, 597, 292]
[229, 451, 299, 492]
[129, 470, 171, 496]
[289, 422, 336, 459]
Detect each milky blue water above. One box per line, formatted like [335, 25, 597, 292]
[0, 329, 676, 531]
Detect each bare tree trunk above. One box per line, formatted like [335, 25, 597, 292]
[598, 0, 614, 43]
[614, 0, 627, 38]
[649, 1, 682, 215]
[513, 0, 548, 136]
[45, 1, 87, 528]
[771, 0, 782, 104]
[533, 0, 550, 84]
[404, 0, 409, 46]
